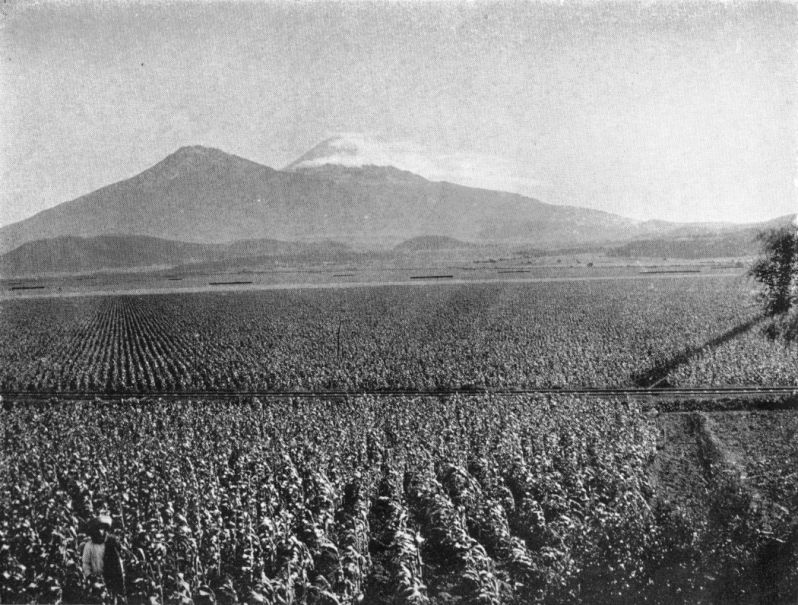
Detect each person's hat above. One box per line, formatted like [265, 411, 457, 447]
[89, 514, 113, 530]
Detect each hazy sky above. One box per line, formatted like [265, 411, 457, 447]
[1, 0, 796, 226]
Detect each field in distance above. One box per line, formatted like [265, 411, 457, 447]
[0, 247, 746, 301]
[1, 276, 796, 394]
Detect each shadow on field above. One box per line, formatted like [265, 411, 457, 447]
[633, 315, 765, 388]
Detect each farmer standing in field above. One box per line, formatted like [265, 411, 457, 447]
[82, 514, 126, 602]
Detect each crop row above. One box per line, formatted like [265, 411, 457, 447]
[2, 278, 794, 392]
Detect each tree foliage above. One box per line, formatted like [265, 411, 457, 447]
[749, 226, 798, 315]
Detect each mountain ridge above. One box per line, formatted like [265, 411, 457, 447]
[0, 144, 638, 254]
[1, 144, 790, 260]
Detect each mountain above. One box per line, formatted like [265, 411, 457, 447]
[0, 144, 645, 254]
[0, 234, 355, 277]
[2, 143, 789, 260]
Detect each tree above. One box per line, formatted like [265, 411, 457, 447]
[749, 226, 798, 315]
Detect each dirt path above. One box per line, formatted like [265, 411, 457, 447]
[649, 409, 798, 521]
[649, 413, 714, 517]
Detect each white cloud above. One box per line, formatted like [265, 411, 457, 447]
[292, 133, 550, 199]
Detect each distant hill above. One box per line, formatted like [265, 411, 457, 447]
[0, 235, 204, 275]
[394, 235, 476, 252]
[0, 234, 355, 277]
[606, 214, 796, 259]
